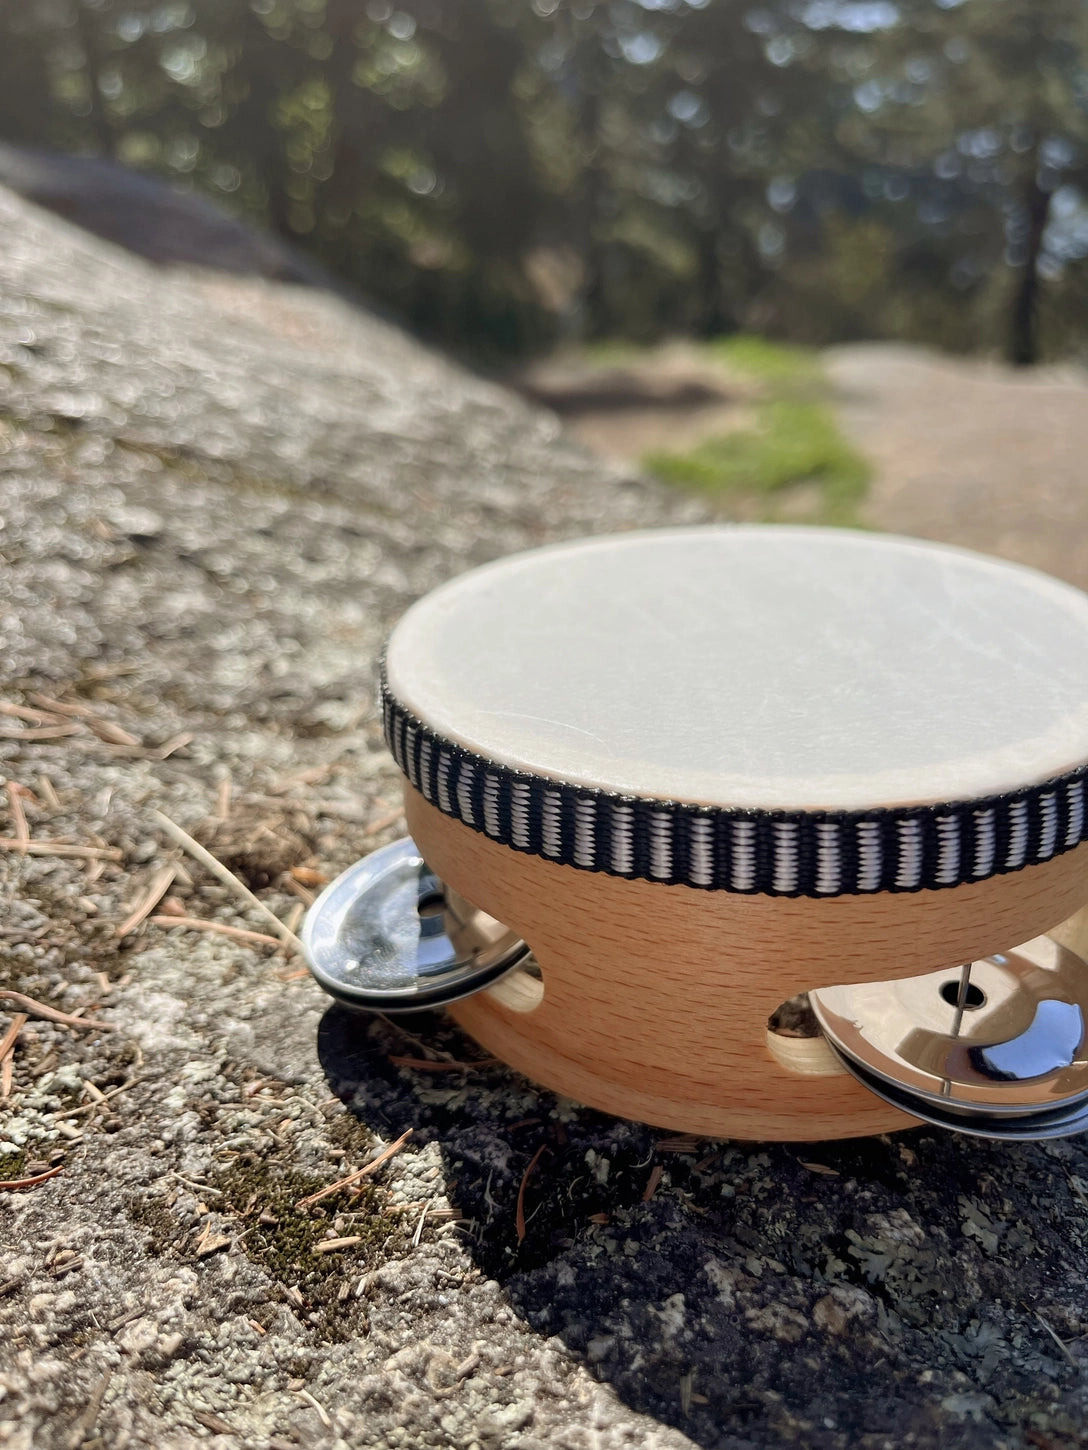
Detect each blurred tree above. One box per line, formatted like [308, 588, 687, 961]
[814, 0, 1088, 363]
[0, 0, 1085, 363]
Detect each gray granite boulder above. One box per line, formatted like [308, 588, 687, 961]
[0, 185, 1086, 1450]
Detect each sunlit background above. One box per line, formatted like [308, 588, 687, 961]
[2, 0, 1086, 365]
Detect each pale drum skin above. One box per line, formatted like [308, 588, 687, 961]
[388, 530, 1088, 1139]
[407, 786, 1088, 1141]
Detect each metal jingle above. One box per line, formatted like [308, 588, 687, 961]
[810, 936, 1088, 1119]
[825, 1047, 1088, 1142]
[301, 836, 530, 1012]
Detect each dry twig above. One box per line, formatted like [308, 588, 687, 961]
[642, 1165, 665, 1201]
[65, 1367, 112, 1449]
[192, 1411, 236, 1437]
[0, 723, 81, 742]
[516, 1144, 547, 1244]
[0, 1164, 65, 1191]
[116, 865, 177, 938]
[296, 1388, 332, 1430]
[0, 1012, 27, 1099]
[0, 702, 61, 724]
[0, 1012, 27, 1066]
[296, 1128, 413, 1209]
[5, 783, 31, 850]
[215, 773, 232, 820]
[411, 1201, 429, 1249]
[152, 810, 304, 954]
[53, 1077, 141, 1120]
[269, 763, 333, 794]
[364, 806, 405, 837]
[156, 732, 194, 759]
[1034, 1310, 1080, 1371]
[30, 693, 140, 747]
[282, 875, 316, 906]
[37, 774, 62, 809]
[279, 902, 305, 955]
[290, 865, 327, 888]
[0, 989, 115, 1032]
[150, 915, 282, 948]
[0, 839, 122, 862]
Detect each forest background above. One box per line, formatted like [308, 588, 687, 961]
[1, 0, 1086, 371]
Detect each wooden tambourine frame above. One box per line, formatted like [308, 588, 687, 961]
[407, 786, 1088, 1141]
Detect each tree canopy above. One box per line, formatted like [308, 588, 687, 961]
[2, 0, 1086, 364]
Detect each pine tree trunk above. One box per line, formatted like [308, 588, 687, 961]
[694, 227, 733, 338]
[1008, 174, 1051, 367]
[73, 1, 116, 158]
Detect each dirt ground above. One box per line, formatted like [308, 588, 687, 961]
[826, 344, 1088, 591]
[523, 341, 1088, 590]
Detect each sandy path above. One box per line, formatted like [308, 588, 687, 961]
[827, 344, 1088, 590]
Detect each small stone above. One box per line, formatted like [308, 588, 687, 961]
[813, 1284, 877, 1337]
[745, 1304, 808, 1343]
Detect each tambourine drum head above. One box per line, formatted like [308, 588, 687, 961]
[385, 527, 1088, 813]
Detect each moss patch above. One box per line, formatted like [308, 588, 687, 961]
[0, 877, 133, 994]
[215, 1157, 398, 1272]
[643, 335, 870, 525]
[128, 1194, 179, 1257]
[704, 333, 822, 385]
[129, 1155, 405, 1340]
[0, 1150, 28, 1182]
[213, 1158, 402, 1337]
[646, 398, 869, 522]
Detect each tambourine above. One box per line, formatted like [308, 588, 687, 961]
[304, 527, 1088, 1142]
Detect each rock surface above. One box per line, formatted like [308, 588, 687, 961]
[2, 186, 1088, 1450]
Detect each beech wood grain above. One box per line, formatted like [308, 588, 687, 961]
[406, 787, 1088, 1141]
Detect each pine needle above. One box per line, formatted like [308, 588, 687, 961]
[116, 865, 177, 937]
[516, 1144, 547, 1244]
[152, 809, 303, 954]
[296, 1128, 413, 1209]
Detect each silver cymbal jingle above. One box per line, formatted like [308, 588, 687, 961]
[811, 936, 1088, 1140]
[302, 836, 530, 1012]
[822, 1047, 1088, 1141]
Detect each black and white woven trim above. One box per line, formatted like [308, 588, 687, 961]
[381, 682, 1088, 898]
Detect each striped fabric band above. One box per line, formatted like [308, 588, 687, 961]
[381, 679, 1088, 899]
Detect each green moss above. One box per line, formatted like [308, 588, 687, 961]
[216, 1158, 400, 1270]
[578, 339, 641, 367]
[644, 336, 870, 525]
[127, 1194, 179, 1256]
[128, 1154, 404, 1340]
[0, 1151, 28, 1182]
[645, 399, 870, 523]
[703, 333, 822, 386]
[325, 1111, 377, 1158]
[211, 1157, 402, 1336]
[0, 878, 135, 994]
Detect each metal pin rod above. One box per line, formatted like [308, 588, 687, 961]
[940, 960, 974, 1098]
[950, 960, 973, 1040]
